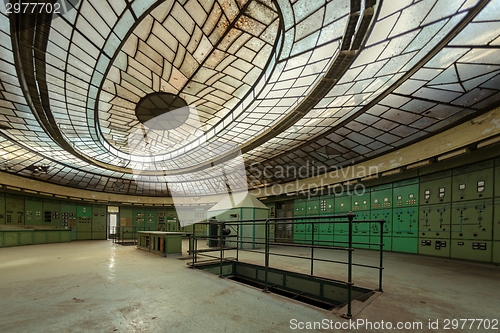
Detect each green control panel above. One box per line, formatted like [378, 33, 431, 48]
[352, 191, 370, 211]
[0, 193, 5, 224]
[76, 205, 92, 240]
[42, 200, 61, 227]
[452, 161, 494, 201]
[393, 207, 418, 236]
[371, 185, 392, 210]
[393, 179, 419, 207]
[419, 204, 451, 238]
[370, 209, 392, 251]
[451, 200, 493, 240]
[420, 171, 452, 205]
[5, 195, 24, 225]
[25, 198, 43, 225]
[92, 205, 107, 240]
[61, 202, 77, 240]
[419, 238, 450, 257]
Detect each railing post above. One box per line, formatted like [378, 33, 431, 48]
[264, 219, 270, 293]
[310, 220, 314, 276]
[346, 212, 355, 319]
[219, 222, 224, 278]
[379, 219, 384, 292]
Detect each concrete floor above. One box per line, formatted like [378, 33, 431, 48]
[0, 240, 499, 333]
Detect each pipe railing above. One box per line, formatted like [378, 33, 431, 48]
[188, 213, 385, 318]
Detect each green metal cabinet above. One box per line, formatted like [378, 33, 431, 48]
[419, 204, 451, 238]
[145, 209, 157, 230]
[352, 211, 370, 249]
[370, 184, 392, 210]
[450, 199, 493, 241]
[494, 197, 500, 242]
[493, 242, 500, 263]
[393, 178, 419, 208]
[419, 238, 450, 257]
[420, 171, 452, 205]
[76, 205, 92, 240]
[133, 208, 145, 228]
[392, 207, 418, 253]
[495, 165, 500, 197]
[0, 193, 5, 224]
[318, 196, 334, 246]
[352, 191, 370, 212]
[370, 209, 392, 251]
[452, 161, 494, 202]
[42, 200, 61, 227]
[450, 240, 491, 262]
[60, 202, 77, 240]
[305, 198, 320, 245]
[92, 205, 107, 240]
[25, 198, 43, 225]
[333, 195, 351, 247]
[293, 199, 306, 244]
[5, 195, 24, 225]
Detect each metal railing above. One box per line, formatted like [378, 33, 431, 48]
[188, 213, 385, 318]
[112, 225, 151, 245]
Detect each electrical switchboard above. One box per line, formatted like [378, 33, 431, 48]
[352, 211, 370, 249]
[25, 199, 43, 225]
[452, 161, 494, 201]
[450, 240, 491, 262]
[60, 202, 77, 240]
[419, 239, 450, 257]
[493, 242, 500, 264]
[495, 165, 500, 197]
[392, 237, 418, 254]
[494, 197, 500, 242]
[420, 171, 452, 205]
[92, 205, 107, 240]
[370, 209, 392, 251]
[305, 198, 319, 245]
[333, 195, 351, 247]
[42, 200, 60, 227]
[393, 207, 418, 236]
[318, 196, 334, 246]
[451, 200, 493, 240]
[0, 193, 5, 224]
[419, 204, 451, 238]
[76, 205, 92, 240]
[133, 208, 145, 228]
[144, 209, 156, 230]
[371, 185, 392, 210]
[393, 178, 419, 207]
[5, 195, 24, 225]
[293, 200, 306, 244]
[352, 191, 370, 211]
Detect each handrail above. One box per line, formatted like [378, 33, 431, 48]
[188, 213, 385, 318]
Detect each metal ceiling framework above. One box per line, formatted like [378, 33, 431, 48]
[0, 0, 500, 197]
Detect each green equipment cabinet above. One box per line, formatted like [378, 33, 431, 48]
[5, 195, 24, 225]
[452, 161, 494, 202]
[494, 197, 500, 263]
[92, 205, 107, 240]
[495, 163, 500, 197]
[25, 198, 43, 225]
[318, 195, 334, 246]
[145, 209, 157, 230]
[305, 198, 320, 245]
[392, 207, 418, 254]
[61, 202, 77, 240]
[393, 178, 419, 208]
[293, 199, 306, 244]
[333, 195, 351, 247]
[352, 210, 370, 249]
[450, 199, 493, 262]
[420, 171, 452, 205]
[42, 200, 61, 227]
[418, 204, 451, 257]
[76, 205, 92, 240]
[352, 190, 370, 212]
[370, 209, 392, 251]
[371, 184, 392, 210]
[0, 193, 5, 224]
[133, 208, 145, 229]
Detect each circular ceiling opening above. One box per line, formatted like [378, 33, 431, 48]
[135, 92, 190, 130]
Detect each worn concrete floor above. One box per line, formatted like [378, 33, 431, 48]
[0, 240, 499, 333]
